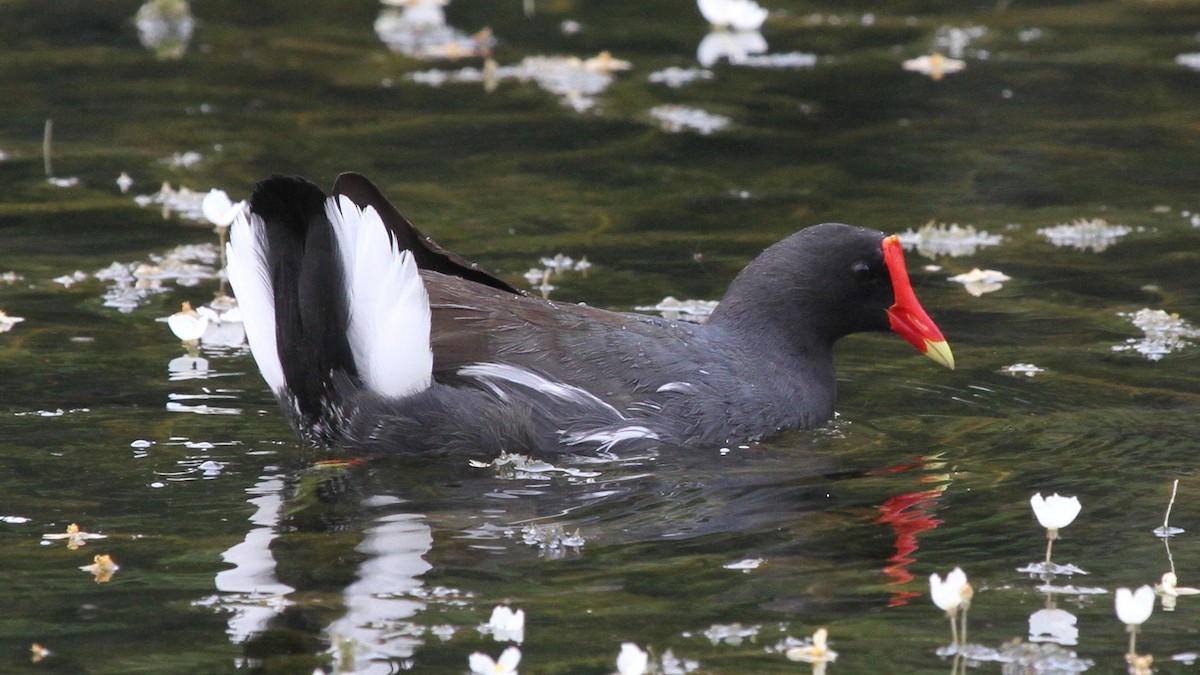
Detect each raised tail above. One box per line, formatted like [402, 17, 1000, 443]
[226, 175, 432, 447]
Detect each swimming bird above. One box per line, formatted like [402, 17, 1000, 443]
[226, 173, 953, 455]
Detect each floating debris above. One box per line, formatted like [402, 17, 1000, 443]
[0, 272, 21, 284]
[79, 553, 119, 583]
[934, 24, 987, 59]
[648, 66, 714, 88]
[470, 452, 602, 479]
[723, 558, 765, 572]
[375, 1, 494, 60]
[698, 622, 760, 646]
[1000, 363, 1045, 377]
[1037, 218, 1131, 252]
[520, 523, 585, 556]
[42, 523, 108, 550]
[947, 268, 1010, 296]
[1176, 53, 1200, 71]
[53, 271, 88, 288]
[1113, 308, 1200, 361]
[897, 221, 1003, 258]
[47, 176, 80, 188]
[409, 52, 629, 112]
[134, 181, 210, 222]
[30, 643, 51, 664]
[650, 105, 731, 134]
[166, 150, 203, 169]
[634, 296, 719, 323]
[116, 172, 134, 193]
[136, 0, 195, 60]
[741, 52, 818, 69]
[902, 53, 966, 80]
[0, 310, 25, 333]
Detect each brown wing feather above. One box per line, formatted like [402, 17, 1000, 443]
[333, 172, 519, 294]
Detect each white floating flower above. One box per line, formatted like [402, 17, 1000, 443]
[201, 189, 245, 228]
[480, 605, 525, 644]
[167, 301, 209, 342]
[902, 53, 965, 80]
[616, 643, 649, 675]
[930, 567, 970, 613]
[116, 172, 134, 193]
[948, 268, 1010, 296]
[697, 0, 768, 31]
[469, 646, 521, 675]
[930, 567, 972, 646]
[1030, 493, 1081, 531]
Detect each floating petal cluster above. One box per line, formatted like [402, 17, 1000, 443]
[897, 221, 1003, 258]
[634, 296, 719, 323]
[649, 105, 732, 134]
[374, 1, 494, 60]
[1112, 308, 1200, 361]
[1037, 218, 1132, 252]
[902, 53, 966, 80]
[409, 52, 629, 112]
[948, 268, 1010, 297]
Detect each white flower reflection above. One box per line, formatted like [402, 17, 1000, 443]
[479, 605, 525, 644]
[948, 268, 1010, 297]
[1028, 607, 1079, 646]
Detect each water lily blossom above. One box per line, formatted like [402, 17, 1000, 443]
[930, 567, 973, 646]
[1116, 585, 1155, 655]
[616, 642, 649, 675]
[42, 523, 107, 550]
[469, 646, 521, 674]
[1030, 493, 1081, 565]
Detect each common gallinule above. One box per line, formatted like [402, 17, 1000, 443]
[227, 173, 953, 454]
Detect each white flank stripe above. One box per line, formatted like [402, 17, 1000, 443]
[564, 425, 660, 451]
[655, 381, 698, 394]
[458, 362, 623, 419]
[328, 196, 433, 398]
[226, 209, 286, 395]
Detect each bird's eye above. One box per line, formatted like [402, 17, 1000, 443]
[852, 261, 873, 282]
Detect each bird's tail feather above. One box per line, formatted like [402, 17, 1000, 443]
[226, 176, 432, 447]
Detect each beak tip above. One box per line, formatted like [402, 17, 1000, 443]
[924, 339, 955, 370]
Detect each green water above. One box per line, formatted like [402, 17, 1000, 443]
[2, 0, 1200, 672]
